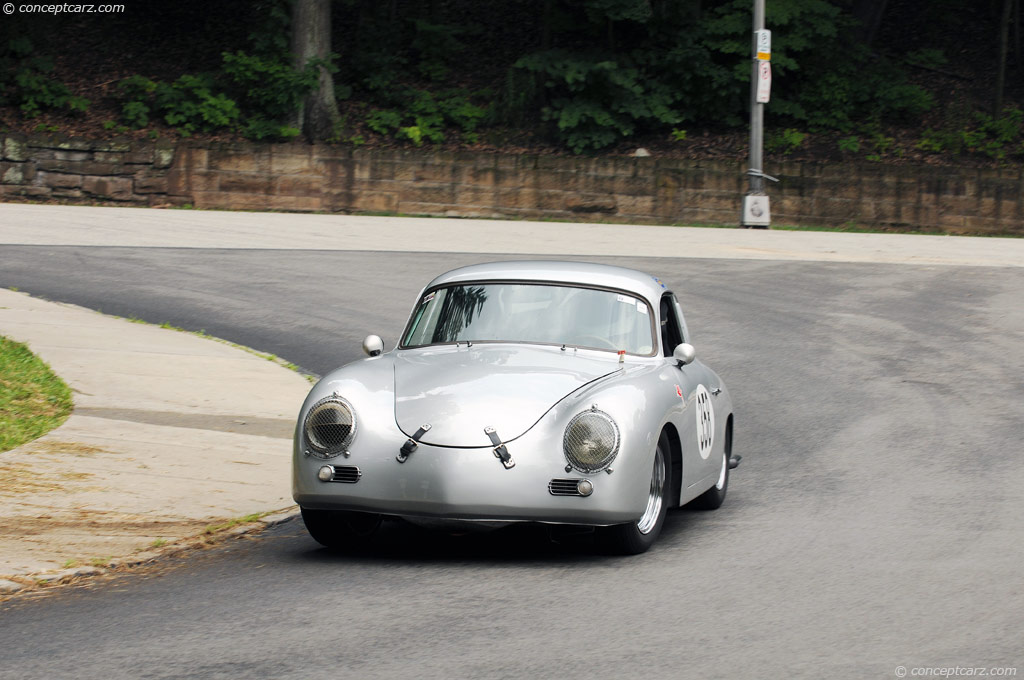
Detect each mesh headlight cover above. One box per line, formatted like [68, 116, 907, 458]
[563, 409, 620, 473]
[304, 396, 356, 458]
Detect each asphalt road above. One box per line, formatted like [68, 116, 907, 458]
[1, 246, 1022, 680]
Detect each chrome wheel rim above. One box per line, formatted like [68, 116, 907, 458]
[637, 446, 666, 535]
[715, 449, 727, 490]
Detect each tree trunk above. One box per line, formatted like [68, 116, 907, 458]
[852, 0, 889, 48]
[292, 0, 340, 142]
[1012, 0, 1020, 67]
[541, 0, 553, 49]
[996, 0, 1013, 116]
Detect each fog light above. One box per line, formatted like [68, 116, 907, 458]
[317, 465, 334, 482]
[576, 479, 594, 496]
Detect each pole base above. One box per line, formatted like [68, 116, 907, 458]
[741, 194, 771, 228]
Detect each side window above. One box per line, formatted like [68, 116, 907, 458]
[672, 295, 690, 344]
[659, 293, 684, 357]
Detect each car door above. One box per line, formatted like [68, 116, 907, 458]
[659, 292, 719, 492]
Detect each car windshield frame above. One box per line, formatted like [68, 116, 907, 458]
[399, 280, 658, 356]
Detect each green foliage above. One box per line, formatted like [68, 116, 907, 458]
[154, 74, 239, 133]
[118, 73, 236, 133]
[4, 0, 1008, 158]
[838, 136, 861, 153]
[502, 0, 934, 152]
[221, 51, 321, 118]
[583, 0, 653, 24]
[918, 108, 1024, 159]
[703, 0, 932, 132]
[865, 134, 896, 161]
[117, 75, 157, 128]
[514, 50, 682, 153]
[365, 88, 488, 146]
[220, 50, 322, 139]
[793, 64, 932, 132]
[766, 128, 807, 154]
[411, 20, 474, 82]
[115, 50, 322, 140]
[243, 0, 293, 59]
[0, 335, 72, 453]
[366, 109, 403, 135]
[122, 101, 151, 128]
[905, 48, 948, 69]
[0, 37, 88, 117]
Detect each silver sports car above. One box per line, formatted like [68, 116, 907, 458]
[293, 261, 738, 554]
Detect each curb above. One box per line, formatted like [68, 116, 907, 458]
[0, 507, 301, 600]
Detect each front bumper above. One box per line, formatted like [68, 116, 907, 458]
[293, 433, 650, 526]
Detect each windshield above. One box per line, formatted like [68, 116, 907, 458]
[401, 282, 655, 355]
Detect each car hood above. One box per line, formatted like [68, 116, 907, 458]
[393, 345, 619, 447]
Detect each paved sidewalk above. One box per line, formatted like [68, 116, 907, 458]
[1, 203, 1023, 267]
[0, 289, 310, 589]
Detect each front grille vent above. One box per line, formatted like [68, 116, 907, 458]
[549, 478, 585, 496]
[330, 465, 362, 483]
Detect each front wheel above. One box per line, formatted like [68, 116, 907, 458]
[300, 507, 382, 549]
[599, 432, 670, 555]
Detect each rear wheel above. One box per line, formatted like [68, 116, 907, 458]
[599, 432, 670, 555]
[300, 507, 382, 549]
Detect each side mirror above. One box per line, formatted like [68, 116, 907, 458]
[672, 343, 696, 366]
[362, 334, 384, 357]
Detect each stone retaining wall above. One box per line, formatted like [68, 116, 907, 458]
[2, 134, 1021, 235]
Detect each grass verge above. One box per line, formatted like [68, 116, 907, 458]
[0, 335, 73, 453]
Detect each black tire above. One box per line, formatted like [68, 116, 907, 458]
[688, 420, 731, 511]
[599, 431, 670, 555]
[300, 507, 382, 549]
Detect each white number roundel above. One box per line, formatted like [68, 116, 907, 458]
[694, 384, 715, 459]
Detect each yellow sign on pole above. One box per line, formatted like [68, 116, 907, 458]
[755, 29, 771, 61]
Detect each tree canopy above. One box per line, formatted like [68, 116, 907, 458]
[1, 0, 1021, 162]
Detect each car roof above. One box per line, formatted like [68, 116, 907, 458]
[425, 261, 670, 303]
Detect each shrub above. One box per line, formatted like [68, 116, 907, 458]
[365, 88, 488, 146]
[513, 50, 682, 153]
[0, 37, 88, 117]
[116, 50, 323, 140]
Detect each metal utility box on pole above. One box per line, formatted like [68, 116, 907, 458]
[742, 0, 777, 228]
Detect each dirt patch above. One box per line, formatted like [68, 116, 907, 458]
[22, 439, 108, 457]
[0, 461, 92, 495]
[0, 510, 206, 538]
[0, 508, 297, 604]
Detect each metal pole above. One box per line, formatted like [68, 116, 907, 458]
[742, 0, 775, 228]
[749, 0, 765, 197]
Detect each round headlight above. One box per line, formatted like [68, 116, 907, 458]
[304, 396, 356, 459]
[563, 409, 620, 473]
